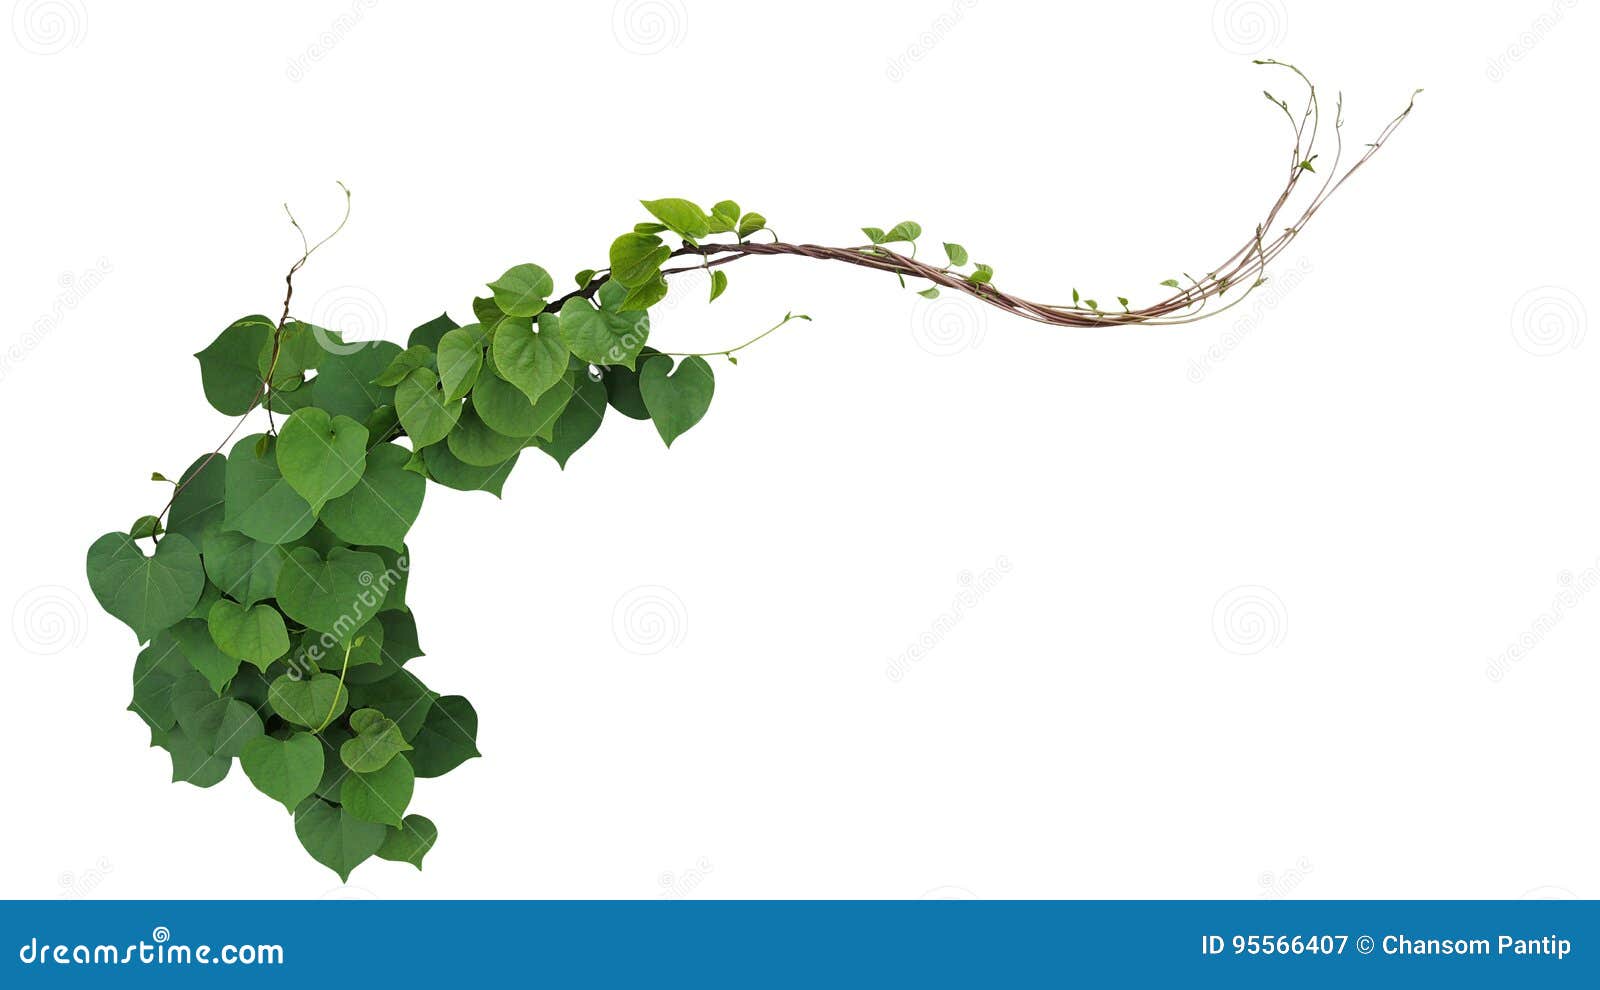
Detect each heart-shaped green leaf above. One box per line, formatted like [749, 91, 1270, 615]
[639, 354, 715, 447]
[394, 367, 462, 448]
[558, 292, 649, 370]
[310, 341, 402, 422]
[420, 442, 519, 497]
[409, 695, 481, 778]
[640, 198, 711, 239]
[223, 434, 317, 545]
[407, 313, 456, 350]
[533, 374, 606, 469]
[194, 315, 274, 416]
[436, 325, 486, 403]
[206, 599, 290, 670]
[169, 696, 263, 787]
[166, 454, 227, 545]
[200, 529, 286, 607]
[275, 546, 390, 641]
[318, 443, 426, 551]
[171, 617, 240, 693]
[487, 263, 554, 318]
[490, 313, 569, 403]
[86, 532, 205, 642]
[129, 632, 191, 731]
[340, 707, 412, 773]
[275, 407, 369, 513]
[240, 731, 324, 813]
[268, 672, 349, 728]
[294, 798, 387, 883]
[341, 753, 414, 827]
[446, 403, 526, 467]
[373, 344, 434, 387]
[376, 814, 437, 869]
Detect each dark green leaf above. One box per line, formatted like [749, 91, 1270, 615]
[639, 354, 714, 447]
[86, 531, 204, 642]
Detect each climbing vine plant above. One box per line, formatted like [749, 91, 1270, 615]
[84, 65, 1416, 881]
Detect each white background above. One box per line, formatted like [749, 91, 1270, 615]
[2, 0, 1595, 900]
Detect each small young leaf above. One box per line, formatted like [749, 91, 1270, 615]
[943, 242, 968, 266]
[883, 221, 922, 243]
[736, 212, 766, 240]
[640, 198, 711, 239]
[918, 287, 940, 299]
[709, 270, 729, 302]
[969, 264, 994, 285]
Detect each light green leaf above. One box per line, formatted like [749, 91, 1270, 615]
[276, 408, 369, 514]
[436, 325, 486, 402]
[709, 199, 741, 233]
[340, 707, 413, 773]
[487, 263, 554, 318]
[736, 212, 766, 239]
[268, 672, 349, 728]
[943, 242, 968, 266]
[558, 292, 649, 369]
[491, 313, 569, 402]
[394, 367, 462, 448]
[609, 232, 672, 288]
[884, 221, 922, 243]
[373, 344, 434, 387]
[640, 197, 711, 239]
[709, 270, 728, 302]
